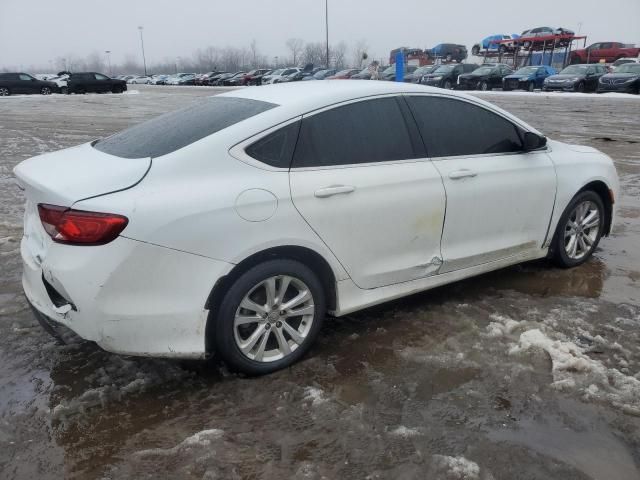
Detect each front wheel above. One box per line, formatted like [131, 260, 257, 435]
[527, 81, 535, 92]
[0, 87, 10, 96]
[575, 81, 585, 93]
[213, 259, 326, 375]
[444, 79, 452, 89]
[552, 191, 605, 268]
[40, 86, 52, 95]
[479, 81, 489, 91]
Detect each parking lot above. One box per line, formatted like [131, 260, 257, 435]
[1, 85, 639, 479]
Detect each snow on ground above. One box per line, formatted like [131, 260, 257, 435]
[430, 455, 483, 480]
[510, 327, 640, 416]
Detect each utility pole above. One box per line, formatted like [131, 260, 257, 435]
[325, 0, 330, 68]
[105, 50, 112, 76]
[138, 26, 147, 76]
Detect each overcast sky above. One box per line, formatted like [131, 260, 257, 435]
[1, 0, 638, 70]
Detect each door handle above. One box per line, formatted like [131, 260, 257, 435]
[448, 169, 477, 180]
[314, 185, 356, 198]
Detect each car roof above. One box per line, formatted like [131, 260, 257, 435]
[218, 80, 491, 114]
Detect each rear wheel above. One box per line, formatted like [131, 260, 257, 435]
[444, 79, 452, 89]
[527, 81, 535, 92]
[40, 86, 52, 95]
[575, 81, 585, 93]
[213, 259, 326, 375]
[112, 85, 122, 94]
[552, 191, 605, 268]
[60, 86, 68, 95]
[480, 81, 490, 91]
[471, 45, 480, 56]
[76, 86, 86, 94]
[0, 87, 10, 96]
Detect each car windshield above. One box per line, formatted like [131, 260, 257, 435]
[270, 69, 284, 75]
[434, 65, 454, 74]
[471, 66, 494, 75]
[616, 64, 640, 73]
[414, 66, 436, 75]
[382, 66, 396, 75]
[560, 65, 588, 75]
[93, 97, 277, 159]
[514, 66, 540, 75]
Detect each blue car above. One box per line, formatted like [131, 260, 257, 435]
[502, 65, 557, 91]
[471, 34, 520, 55]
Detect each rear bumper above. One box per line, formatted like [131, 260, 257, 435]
[22, 235, 234, 358]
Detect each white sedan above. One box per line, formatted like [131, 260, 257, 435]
[15, 81, 618, 375]
[127, 76, 151, 84]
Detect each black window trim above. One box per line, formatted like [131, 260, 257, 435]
[230, 116, 303, 172]
[403, 93, 546, 160]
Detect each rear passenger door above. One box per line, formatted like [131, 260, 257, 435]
[406, 95, 556, 273]
[289, 96, 447, 289]
[16, 74, 36, 94]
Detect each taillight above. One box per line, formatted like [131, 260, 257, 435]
[37, 204, 128, 245]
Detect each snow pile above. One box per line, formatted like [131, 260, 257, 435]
[485, 314, 520, 338]
[389, 425, 421, 437]
[430, 455, 481, 480]
[134, 429, 224, 457]
[303, 386, 329, 406]
[510, 328, 640, 416]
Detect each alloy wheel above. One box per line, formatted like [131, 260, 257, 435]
[41, 87, 51, 95]
[233, 275, 315, 363]
[564, 200, 600, 260]
[0, 87, 9, 96]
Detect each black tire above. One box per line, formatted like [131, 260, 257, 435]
[479, 81, 490, 91]
[527, 81, 535, 92]
[445, 54, 453, 62]
[60, 86, 68, 95]
[551, 190, 605, 268]
[76, 86, 86, 94]
[499, 45, 507, 53]
[112, 86, 122, 94]
[212, 259, 326, 375]
[40, 86, 52, 95]
[575, 81, 585, 93]
[0, 87, 10, 96]
[444, 79, 452, 89]
[471, 45, 480, 56]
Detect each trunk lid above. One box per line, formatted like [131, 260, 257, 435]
[13, 142, 150, 207]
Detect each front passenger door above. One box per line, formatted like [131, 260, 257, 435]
[406, 95, 556, 273]
[94, 73, 110, 92]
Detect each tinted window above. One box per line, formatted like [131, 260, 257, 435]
[94, 96, 277, 159]
[95, 73, 108, 80]
[407, 96, 523, 157]
[19, 74, 32, 81]
[246, 121, 300, 168]
[292, 97, 416, 168]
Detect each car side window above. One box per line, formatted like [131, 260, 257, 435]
[406, 96, 523, 158]
[292, 97, 416, 168]
[94, 73, 108, 80]
[245, 121, 301, 168]
[19, 74, 32, 81]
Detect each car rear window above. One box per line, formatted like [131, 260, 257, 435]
[93, 96, 277, 159]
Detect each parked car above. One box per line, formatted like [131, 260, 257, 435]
[404, 65, 440, 83]
[379, 65, 418, 82]
[242, 69, 271, 85]
[519, 27, 574, 48]
[222, 72, 247, 86]
[612, 57, 639, 68]
[472, 34, 520, 55]
[248, 70, 272, 85]
[427, 44, 468, 63]
[502, 65, 557, 91]
[284, 67, 324, 82]
[570, 42, 640, 64]
[349, 67, 373, 80]
[421, 64, 478, 89]
[176, 74, 197, 86]
[150, 75, 169, 85]
[65, 72, 127, 94]
[15, 81, 618, 375]
[205, 72, 229, 85]
[457, 63, 513, 90]
[597, 63, 640, 94]
[264, 68, 301, 84]
[0, 72, 57, 96]
[211, 73, 236, 86]
[128, 76, 151, 84]
[166, 73, 196, 85]
[326, 69, 362, 80]
[302, 69, 337, 81]
[543, 64, 607, 92]
[195, 72, 219, 86]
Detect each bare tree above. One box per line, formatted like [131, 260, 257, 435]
[301, 42, 326, 68]
[285, 38, 304, 66]
[249, 39, 259, 68]
[331, 41, 348, 69]
[352, 39, 369, 68]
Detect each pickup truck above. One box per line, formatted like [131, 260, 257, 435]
[570, 42, 640, 64]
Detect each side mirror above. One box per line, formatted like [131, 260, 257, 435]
[523, 132, 547, 151]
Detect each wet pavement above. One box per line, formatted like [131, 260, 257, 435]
[1, 86, 639, 479]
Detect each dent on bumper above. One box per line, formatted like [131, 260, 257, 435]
[22, 236, 233, 358]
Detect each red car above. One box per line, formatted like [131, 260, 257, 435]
[326, 69, 361, 79]
[571, 42, 640, 64]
